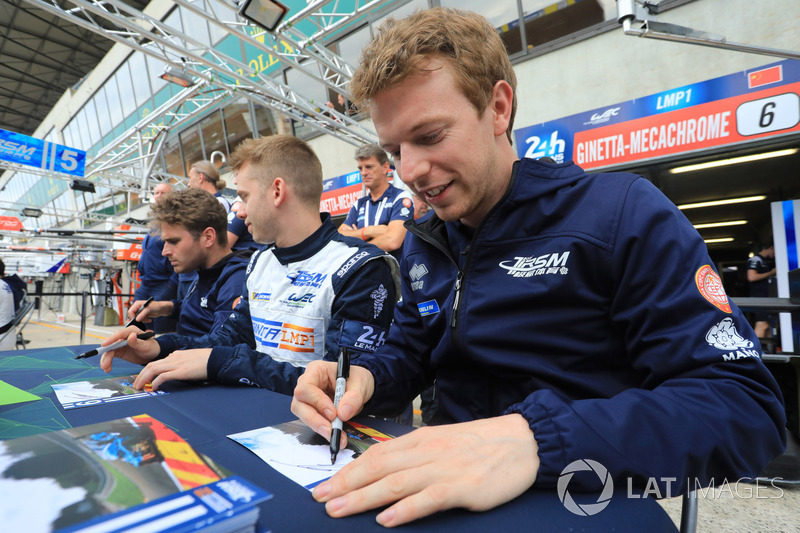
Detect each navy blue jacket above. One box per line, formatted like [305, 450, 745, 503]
[356, 158, 786, 494]
[171, 251, 250, 337]
[156, 215, 399, 395]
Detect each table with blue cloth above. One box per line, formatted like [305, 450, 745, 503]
[0, 345, 678, 532]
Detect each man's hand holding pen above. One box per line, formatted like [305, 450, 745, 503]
[291, 360, 540, 528]
[127, 297, 174, 325]
[98, 326, 161, 373]
[292, 360, 376, 456]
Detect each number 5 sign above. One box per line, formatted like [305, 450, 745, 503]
[0, 128, 86, 177]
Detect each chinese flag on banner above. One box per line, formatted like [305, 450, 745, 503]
[748, 65, 783, 89]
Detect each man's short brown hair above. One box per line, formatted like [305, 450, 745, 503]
[151, 188, 228, 246]
[349, 8, 517, 142]
[355, 144, 389, 166]
[228, 135, 323, 208]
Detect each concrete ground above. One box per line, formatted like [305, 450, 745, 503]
[8, 307, 800, 532]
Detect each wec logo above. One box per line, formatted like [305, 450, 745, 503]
[498, 251, 570, 278]
[585, 107, 620, 125]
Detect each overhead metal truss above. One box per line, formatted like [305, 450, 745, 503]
[617, 0, 800, 60]
[1, 81, 232, 232]
[23, 0, 384, 146]
[5, 0, 400, 242]
[86, 80, 232, 192]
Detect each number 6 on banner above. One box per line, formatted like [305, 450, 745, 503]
[736, 93, 800, 136]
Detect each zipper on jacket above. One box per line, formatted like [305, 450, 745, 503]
[450, 271, 463, 328]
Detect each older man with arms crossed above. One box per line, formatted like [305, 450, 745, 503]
[291, 8, 786, 528]
[338, 144, 414, 263]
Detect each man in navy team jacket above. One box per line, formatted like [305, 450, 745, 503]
[291, 8, 786, 528]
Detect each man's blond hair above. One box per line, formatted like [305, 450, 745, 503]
[349, 8, 517, 142]
[229, 135, 323, 208]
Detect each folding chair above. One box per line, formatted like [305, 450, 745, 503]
[0, 290, 35, 350]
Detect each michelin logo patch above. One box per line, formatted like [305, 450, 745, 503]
[706, 318, 759, 361]
[499, 251, 570, 278]
[339, 319, 388, 353]
[371, 284, 387, 318]
[418, 299, 439, 317]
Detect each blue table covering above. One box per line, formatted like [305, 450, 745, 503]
[0, 346, 678, 532]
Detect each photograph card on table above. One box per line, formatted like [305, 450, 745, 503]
[51, 374, 165, 410]
[229, 419, 394, 490]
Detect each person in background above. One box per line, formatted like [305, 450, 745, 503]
[291, 8, 785, 527]
[188, 160, 231, 211]
[131, 181, 177, 333]
[0, 257, 25, 311]
[747, 242, 777, 340]
[338, 144, 414, 264]
[0, 258, 19, 350]
[127, 188, 249, 337]
[189, 161, 259, 258]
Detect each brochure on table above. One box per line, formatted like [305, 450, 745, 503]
[0, 414, 271, 532]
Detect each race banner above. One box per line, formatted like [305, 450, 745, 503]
[514, 60, 800, 170]
[0, 128, 86, 177]
[320, 170, 363, 217]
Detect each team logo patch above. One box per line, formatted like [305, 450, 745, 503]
[409, 263, 429, 291]
[706, 318, 754, 350]
[706, 318, 760, 361]
[498, 251, 570, 278]
[695, 265, 731, 313]
[232, 296, 242, 309]
[287, 271, 327, 288]
[403, 198, 412, 209]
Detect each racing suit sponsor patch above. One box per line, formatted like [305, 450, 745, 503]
[338, 319, 388, 353]
[417, 299, 439, 317]
[370, 284, 388, 318]
[695, 265, 731, 313]
[251, 316, 315, 353]
[706, 317, 759, 361]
